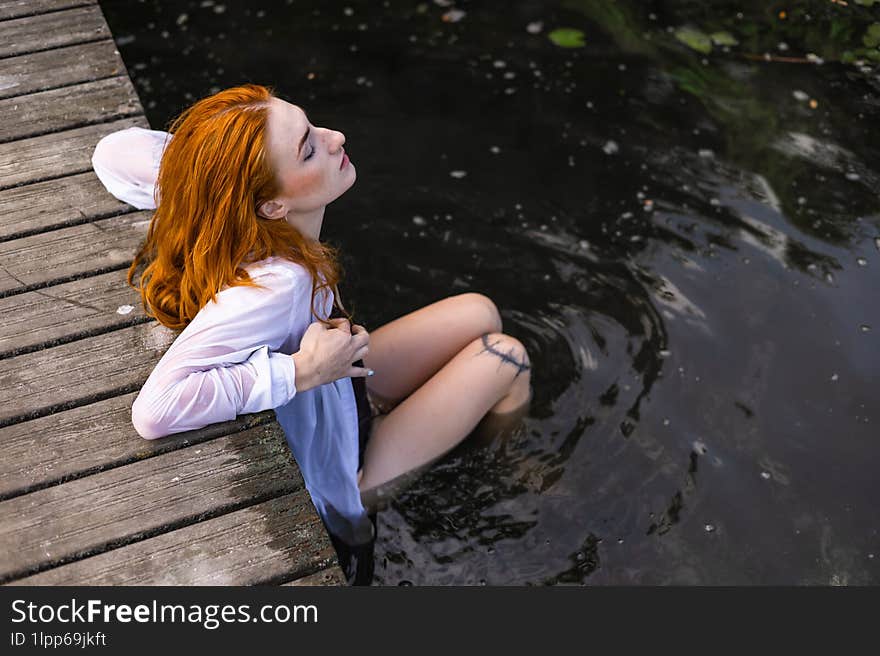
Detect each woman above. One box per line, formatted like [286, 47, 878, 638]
[91, 84, 533, 585]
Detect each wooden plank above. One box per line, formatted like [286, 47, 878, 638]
[0, 209, 151, 296]
[0, 117, 149, 190]
[0, 5, 109, 58]
[0, 389, 276, 500]
[0, 172, 132, 240]
[10, 493, 336, 585]
[0, 39, 123, 100]
[0, 269, 148, 358]
[284, 567, 346, 586]
[0, 77, 142, 143]
[0, 425, 304, 581]
[0, 0, 95, 21]
[0, 319, 178, 425]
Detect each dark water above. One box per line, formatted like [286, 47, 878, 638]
[100, 0, 880, 585]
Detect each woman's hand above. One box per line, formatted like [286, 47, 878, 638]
[292, 319, 372, 392]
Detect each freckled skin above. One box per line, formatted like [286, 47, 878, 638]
[261, 97, 356, 241]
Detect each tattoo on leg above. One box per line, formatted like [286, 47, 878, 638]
[476, 334, 531, 378]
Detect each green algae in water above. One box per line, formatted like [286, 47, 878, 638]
[675, 26, 713, 54]
[548, 27, 586, 48]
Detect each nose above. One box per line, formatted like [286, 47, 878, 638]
[324, 128, 345, 153]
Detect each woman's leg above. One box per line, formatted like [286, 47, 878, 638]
[361, 292, 503, 412]
[357, 331, 531, 494]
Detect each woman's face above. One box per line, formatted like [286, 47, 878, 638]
[263, 97, 356, 216]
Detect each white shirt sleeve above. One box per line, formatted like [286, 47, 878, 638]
[131, 266, 305, 439]
[91, 126, 172, 210]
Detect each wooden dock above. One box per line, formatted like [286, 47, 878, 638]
[0, 0, 344, 586]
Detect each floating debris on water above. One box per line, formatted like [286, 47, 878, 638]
[831, 373, 839, 382]
[875, 237, 880, 252]
[442, 9, 466, 22]
[489, 146, 501, 154]
[526, 21, 543, 34]
[705, 523, 716, 533]
[412, 215, 426, 226]
[860, 325, 871, 333]
[698, 149, 714, 158]
[659, 349, 671, 358]
[662, 418, 670, 426]
[793, 90, 809, 101]
[449, 170, 467, 178]
[602, 140, 619, 154]
[857, 257, 867, 267]
[693, 440, 708, 455]
[761, 471, 771, 480]
[117, 305, 135, 315]
[493, 60, 506, 68]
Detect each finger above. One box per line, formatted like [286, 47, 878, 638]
[350, 323, 367, 334]
[347, 366, 375, 378]
[328, 319, 351, 333]
[353, 344, 370, 360]
[352, 331, 370, 349]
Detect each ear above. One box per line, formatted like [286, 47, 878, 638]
[257, 199, 286, 220]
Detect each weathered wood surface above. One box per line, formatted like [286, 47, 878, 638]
[0, 389, 276, 500]
[0, 76, 142, 143]
[0, 210, 151, 295]
[0, 424, 303, 582]
[0, 39, 123, 100]
[0, 269, 148, 357]
[0, 0, 95, 21]
[0, 319, 186, 426]
[0, 172, 132, 239]
[0, 5, 108, 58]
[0, 117, 149, 189]
[284, 568, 347, 586]
[12, 493, 335, 586]
[0, 2, 343, 586]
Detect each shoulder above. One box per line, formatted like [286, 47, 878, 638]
[245, 257, 311, 285]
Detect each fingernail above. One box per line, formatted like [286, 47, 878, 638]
[367, 369, 375, 377]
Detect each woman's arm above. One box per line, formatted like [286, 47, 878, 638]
[91, 127, 172, 210]
[131, 268, 302, 439]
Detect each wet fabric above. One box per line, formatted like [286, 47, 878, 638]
[92, 126, 374, 547]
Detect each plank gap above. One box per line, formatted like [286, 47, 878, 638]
[0, 485, 301, 584]
[0, 382, 141, 429]
[0, 205, 138, 245]
[0, 315, 152, 361]
[0, 108, 144, 145]
[0, 1, 97, 22]
[0, 72, 123, 103]
[0, 415, 276, 503]
[0, 261, 134, 300]
[0, 36, 111, 62]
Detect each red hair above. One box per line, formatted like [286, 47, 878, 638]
[127, 84, 351, 332]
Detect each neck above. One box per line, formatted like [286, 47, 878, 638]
[285, 206, 326, 242]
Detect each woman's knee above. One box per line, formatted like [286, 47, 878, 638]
[455, 292, 503, 334]
[469, 331, 531, 380]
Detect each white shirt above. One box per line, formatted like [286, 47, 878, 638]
[92, 127, 373, 546]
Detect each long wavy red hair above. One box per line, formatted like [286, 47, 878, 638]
[127, 84, 351, 332]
